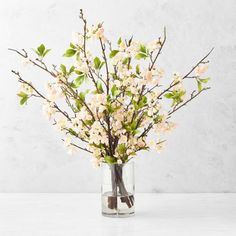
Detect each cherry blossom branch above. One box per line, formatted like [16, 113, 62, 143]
[79, 9, 99, 93]
[8, 48, 56, 77]
[11, 70, 71, 121]
[167, 87, 210, 117]
[9, 48, 97, 121]
[149, 27, 166, 70]
[157, 48, 214, 99]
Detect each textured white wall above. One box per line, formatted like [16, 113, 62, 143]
[0, 0, 235, 192]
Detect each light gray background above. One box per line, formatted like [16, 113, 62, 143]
[0, 0, 235, 193]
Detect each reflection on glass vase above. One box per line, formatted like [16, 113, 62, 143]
[101, 162, 135, 217]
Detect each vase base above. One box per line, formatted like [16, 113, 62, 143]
[102, 211, 135, 218]
[102, 191, 135, 217]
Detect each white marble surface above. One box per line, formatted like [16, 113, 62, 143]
[0, 0, 236, 192]
[0, 193, 235, 236]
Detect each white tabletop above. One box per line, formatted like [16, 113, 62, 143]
[0, 193, 235, 236]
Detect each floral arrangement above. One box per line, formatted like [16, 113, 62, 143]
[9, 10, 212, 168]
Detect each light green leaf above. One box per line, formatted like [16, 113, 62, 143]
[104, 156, 116, 164]
[42, 49, 51, 57]
[75, 100, 82, 110]
[130, 120, 137, 130]
[138, 96, 147, 108]
[94, 57, 101, 69]
[122, 57, 129, 65]
[164, 93, 173, 99]
[136, 65, 140, 74]
[68, 128, 77, 136]
[117, 144, 126, 155]
[117, 37, 122, 45]
[197, 80, 202, 92]
[135, 52, 148, 60]
[97, 82, 104, 93]
[111, 85, 119, 97]
[70, 43, 76, 49]
[17, 92, 29, 105]
[60, 64, 67, 75]
[68, 66, 75, 75]
[140, 44, 147, 54]
[72, 75, 86, 88]
[79, 90, 89, 101]
[109, 50, 119, 58]
[37, 44, 45, 55]
[63, 49, 76, 57]
[99, 61, 105, 69]
[199, 77, 210, 83]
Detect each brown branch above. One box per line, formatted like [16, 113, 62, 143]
[99, 38, 110, 95]
[62, 139, 92, 154]
[149, 27, 167, 70]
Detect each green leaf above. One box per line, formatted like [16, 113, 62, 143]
[136, 65, 140, 74]
[199, 77, 210, 83]
[97, 82, 104, 93]
[135, 44, 148, 60]
[37, 44, 45, 56]
[33, 44, 50, 57]
[140, 44, 147, 54]
[117, 144, 126, 155]
[75, 100, 82, 110]
[79, 90, 89, 101]
[130, 120, 137, 130]
[76, 52, 80, 61]
[132, 100, 139, 110]
[17, 92, 29, 105]
[72, 75, 86, 88]
[63, 49, 76, 57]
[117, 37, 122, 45]
[109, 50, 119, 58]
[42, 49, 51, 57]
[94, 57, 101, 69]
[126, 91, 132, 97]
[164, 93, 173, 99]
[111, 85, 119, 97]
[84, 120, 93, 126]
[68, 128, 77, 136]
[20, 96, 28, 105]
[135, 53, 148, 60]
[122, 57, 129, 65]
[17, 92, 27, 98]
[104, 156, 116, 164]
[32, 49, 40, 56]
[60, 64, 67, 75]
[106, 102, 115, 113]
[138, 96, 147, 109]
[197, 80, 202, 92]
[99, 61, 105, 69]
[68, 66, 75, 75]
[70, 43, 76, 49]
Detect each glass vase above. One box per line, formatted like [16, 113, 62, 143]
[101, 162, 135, 217]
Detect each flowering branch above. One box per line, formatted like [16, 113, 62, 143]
[9, 9, 213, 166]
[167, 87, 210, 117]
[157, 48, 214, 99]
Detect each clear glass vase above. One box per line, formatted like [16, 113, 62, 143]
[101, 162, 135, 217]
